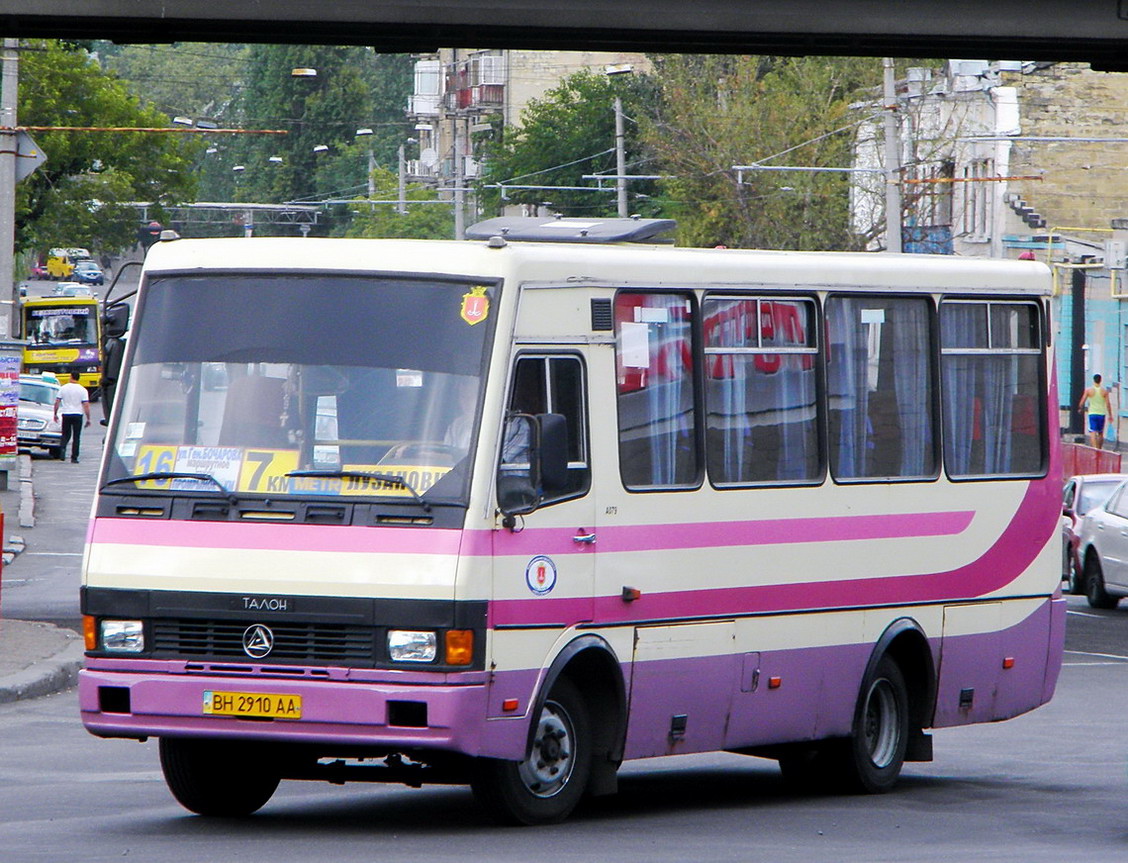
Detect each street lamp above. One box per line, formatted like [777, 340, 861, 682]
[312, 144, 329, 154]
[355, 128, 376, 198]
[604, 64, 634, 217]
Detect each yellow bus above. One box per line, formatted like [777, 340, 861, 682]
[20, 294, 103, 394]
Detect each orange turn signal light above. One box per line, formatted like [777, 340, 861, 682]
[767, 676, 782, 690]
[83, 615, 97, 650]
[502, 698, 520, 712]
[445, 630, 473, 666]
[1002, 657, 1015, 669]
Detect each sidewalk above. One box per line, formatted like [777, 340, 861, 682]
[0, 453, 85, 704]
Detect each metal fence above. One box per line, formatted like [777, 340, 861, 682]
[1062, 441, 1122, 476]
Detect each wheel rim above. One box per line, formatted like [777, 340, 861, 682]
[517, 698, 576, 798]
[863, 678, 901, 769]
[1087, 563, 1102, 601]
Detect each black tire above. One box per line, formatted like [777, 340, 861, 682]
[471, 677, 592, 825]
[1085, 556, 1119, 609]
[159, 737, 280, 817]
[1068, 546, 1084, 595]
[47, 446, 62, 460]
[831, 656, 910, 794]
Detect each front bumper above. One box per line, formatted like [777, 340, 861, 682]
[18, 431, 61, 450]
[78, 661, 526, 759]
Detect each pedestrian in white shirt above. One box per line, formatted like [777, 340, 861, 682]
[53, 372, 91, 463]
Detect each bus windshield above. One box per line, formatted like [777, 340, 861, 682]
[104, 273, 497, 504]
[26, 305, 98, 346]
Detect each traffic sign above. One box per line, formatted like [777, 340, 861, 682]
[16, 130, 45, 181]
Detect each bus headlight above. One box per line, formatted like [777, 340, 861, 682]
[100, 620, 145, 653]
[388, 630, 437, 662]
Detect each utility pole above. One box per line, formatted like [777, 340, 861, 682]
[614, 97, 627, 218]
[882, 58, 902, 253]
[453, 116, 465, 239]
[396, 144, 405, 214]
[0, 38, 17, 336]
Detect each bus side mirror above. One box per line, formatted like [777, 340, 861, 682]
[498, 414, 539, 519]
[103, 304, 130, 338]
[496, 412, 569, 523]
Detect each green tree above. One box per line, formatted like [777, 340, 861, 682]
[17, 40, 200, 255]
[478, 69, 663, 217]
[644, 55, 881, 250]
[98, 42, 250, 124]
[343, 167, 453, 239]
[217, 47, 406, 212]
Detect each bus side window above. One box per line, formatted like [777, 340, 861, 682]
[941, 300, 1045, 477]
[505, 354, 589, 503]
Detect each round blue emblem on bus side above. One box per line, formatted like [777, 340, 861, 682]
[525, 555, 557, 596]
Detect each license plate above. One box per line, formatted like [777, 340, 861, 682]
[203, 690, 302, 719]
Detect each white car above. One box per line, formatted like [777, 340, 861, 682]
[1076, 478, 1128, 608]
[17, 373, 62, 458]
[1061, 473, 1128, 593]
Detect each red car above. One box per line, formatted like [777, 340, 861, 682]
[1062, 473, 1128, 593]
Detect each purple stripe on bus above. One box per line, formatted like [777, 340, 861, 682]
[88, 517, 466, 556]
[80, 597, 1058, 761]
[492, 474, 1061, 626]
[88, 507, 974, 559]
[619, 597, 1059, 759]
[486, 509, 975, 557]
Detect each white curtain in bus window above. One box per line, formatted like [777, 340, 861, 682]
[703, 296, 819, 484]
[941, 300, 1044, 477]
[614, 292, 699, 489]
[826, 295, 937, 481]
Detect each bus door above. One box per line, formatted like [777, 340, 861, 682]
[491, 352, 595, 630]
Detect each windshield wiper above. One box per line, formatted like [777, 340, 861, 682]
[286, 469, 431, 512]
[104, 471, 237, 503]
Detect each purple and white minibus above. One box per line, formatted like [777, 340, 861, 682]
[79, 220, 1064, 824]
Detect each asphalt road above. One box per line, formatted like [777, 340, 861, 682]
[0, 628, 1125, 863]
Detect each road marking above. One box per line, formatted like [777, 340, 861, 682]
[1064, 649, 1128, 662]
[22, 551, 83, 556]
[1066, 610, 1106, 618]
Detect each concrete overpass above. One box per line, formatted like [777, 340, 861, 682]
[0, 1, 1127, 70]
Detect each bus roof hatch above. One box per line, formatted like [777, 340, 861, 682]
[465, 216, 676, 244]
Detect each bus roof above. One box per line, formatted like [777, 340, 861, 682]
[140, 236, 1053, 297]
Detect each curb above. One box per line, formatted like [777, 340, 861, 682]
[18, 452, 34, 529]
[0, 623, 84, 705]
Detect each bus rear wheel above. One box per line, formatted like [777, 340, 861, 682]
[159, 737, 280, 817]
[471, 677, 592, 825]
[832, 656, 909, 794]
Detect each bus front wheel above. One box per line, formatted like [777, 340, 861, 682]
[471, 677, 592, 825]
[159, 737, 280, 817]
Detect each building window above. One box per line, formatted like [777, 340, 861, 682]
[961, 158, 994, 241]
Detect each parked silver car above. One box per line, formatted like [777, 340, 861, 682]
[1062, 473, 1128, 593]
[1076, 478, 1128, 608]
[17, 373, 62, 458]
